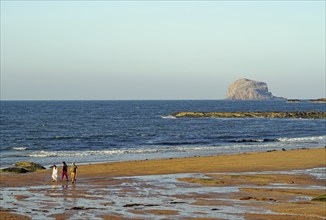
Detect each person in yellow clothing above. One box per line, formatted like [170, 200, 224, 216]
[70, 162, 77, 184]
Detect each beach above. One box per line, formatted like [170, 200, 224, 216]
[0, 147, 325, 219]
[2, 0, 325, 218]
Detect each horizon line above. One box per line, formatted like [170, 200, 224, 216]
[1, 98, 325, 102]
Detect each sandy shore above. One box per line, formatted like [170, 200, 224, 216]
[1, 148, 325, 219]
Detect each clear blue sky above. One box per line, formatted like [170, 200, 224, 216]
[1, 1, 325, 100]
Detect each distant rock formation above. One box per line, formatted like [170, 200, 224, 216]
[170, 111, 326, 119]
[226, 78, 286, 101]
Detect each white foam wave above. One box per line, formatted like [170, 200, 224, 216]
[12, 147, 27, 151]
[279, 135, 326, 143]
[28, 148, 161, 158]
[26, 135, 325, 159]
[27, 146, 226, 158]
[161, 115, 176, 119]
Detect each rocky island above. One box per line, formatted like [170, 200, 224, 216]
[170, 111, 325, 119]
[226, 78, 286, 100]
[165, 78, 325, 119]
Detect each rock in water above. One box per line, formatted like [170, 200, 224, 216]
[226, 78, 286, 100]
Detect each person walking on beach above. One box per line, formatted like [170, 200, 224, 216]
[51, 165, 58, 182]
[62, 161, 68, 181]
[70, 162, 77, 184]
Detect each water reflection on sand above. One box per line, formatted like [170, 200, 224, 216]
[0, 168, 325, 220]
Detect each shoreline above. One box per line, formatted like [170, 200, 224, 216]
[1, 147, 325, 186]
[2, 137, 325, 169]
[1, 147, 325, 219]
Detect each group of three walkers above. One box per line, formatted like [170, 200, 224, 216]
[51, 161, 77, 184]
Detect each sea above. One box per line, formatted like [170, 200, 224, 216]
[0, 100, 325, 168]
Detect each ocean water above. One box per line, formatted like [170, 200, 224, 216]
[0, 100, 325, 167]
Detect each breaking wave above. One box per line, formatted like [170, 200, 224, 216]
[27, 146, 222, 158]
[230, 136, 325, 144]
[161, 115, 176, 119]
[25, 135, 325, 159]
[279, 136, 326, 143]
[12, 147, 27, 151]
[230, 138, 279, 143]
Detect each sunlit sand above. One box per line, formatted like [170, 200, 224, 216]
[1, 148, 325, 219]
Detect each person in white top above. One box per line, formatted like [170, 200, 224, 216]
[52, 164, 58, 182]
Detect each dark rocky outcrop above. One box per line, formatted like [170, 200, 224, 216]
[1, 167, 29, 174]
[15, 161, 46, 171]
[1, 161, 45, 173]
[226, 78, 286, 100]
[170, 111, 326, 119]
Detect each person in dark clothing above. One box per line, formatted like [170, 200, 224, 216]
[61, 161, 68, 181]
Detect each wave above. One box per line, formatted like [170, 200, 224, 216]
[22, 135, 326, 159]
[27, 148, 160, 158]
[12, 147, 27, 151]
[279, 135, 326, 143]
[230, 138, 279, 143]
[229, 135, 325, 144]
[150, 141, 210, 146]
[27, 145, 219, 158]
[161, 115, 176, 119]
[49, 136, 78, 140]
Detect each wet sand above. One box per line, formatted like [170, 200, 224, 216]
[0, 148, 325, 219]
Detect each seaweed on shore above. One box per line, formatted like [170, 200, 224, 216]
[312, 194, 326, 202]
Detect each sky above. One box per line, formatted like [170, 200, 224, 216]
[1, 1, 325, 100]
